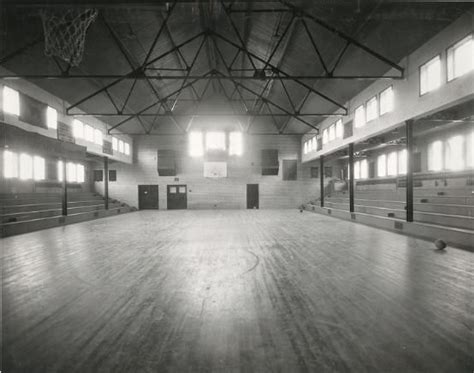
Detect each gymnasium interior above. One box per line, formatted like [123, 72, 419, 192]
[1, 1, 473, 372]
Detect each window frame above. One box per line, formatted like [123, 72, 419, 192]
[354, 104, 366, 128]
[447, 33, 473, 82]
[46, 106, 58, 129]
[379, 86, 394, 116]
[3, 86, 20, 116]
[419, 54, 442, 96]
[73, 119, 84, 139]
[365, 95, 378, 123]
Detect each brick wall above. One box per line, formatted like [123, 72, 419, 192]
[94, 134, 325, 209]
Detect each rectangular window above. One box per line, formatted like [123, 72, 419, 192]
[77, 164, 85, 183]
[112, 137, 118, 151]
[380, 86, 394, 115]
[124, 142, 130, 156]
[303, 142, 308, 155]
[19, 153, 33, 180]
[118, 140, 124, 153]
[377, 154, 386, 177]
[354, 161, 360, 180]
[189, 132, 203, 157]
[445, 135, 464, 171]
[360, 159, 368, 179]
[468, 132, 474, 168]
[46, 106, 58, 129]
[328, 124, 335, 142]
[67, 162, 77, 182]
[206, 132, 226, 151]
[3, 150, 18, 178]
[420, 55, 441, 95]
[33, 156, 45, 181]
[94, 129, 103, 145]
[447, 34, 473, 81]
[428, 140, 443, 171]
[335, 119, 343, 138]
[310, 137, 315, 151]
[387, 151, 398, 176]
[3, 86, 20, 116]
[354, 105, 365, 128]
[73, 119, 84, 139]
[229, 132, 243, 156]
[58, 161, 64, 182]
[366, 96, 378, 122]
[322, 128, 328, 144]
[84, 124, 94, 142]
[398, 149, 407, 175]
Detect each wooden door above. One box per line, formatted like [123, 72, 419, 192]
[138, 185, 159, 209]
[247, 184, 259, 209]
[167, 185, 187, 210]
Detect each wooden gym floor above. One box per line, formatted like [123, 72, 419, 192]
[2, 210, 473, 372]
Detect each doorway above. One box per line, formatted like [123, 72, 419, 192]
[167, 184, 187, 210]
[138, 185, 159, 209]
[246, 184, 259, 209]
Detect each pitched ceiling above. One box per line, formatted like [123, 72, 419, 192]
[1, 1, 472, 135]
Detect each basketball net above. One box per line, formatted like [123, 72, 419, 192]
[39, 8, 98, 67]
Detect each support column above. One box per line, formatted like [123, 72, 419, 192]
[348, 143, 355, 213]
[61, 159, 67, 216]
[406, 119, 414, 222]
[320, 155, 324, 207]
[104, 156, 109, 210]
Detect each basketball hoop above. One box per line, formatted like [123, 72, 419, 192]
[39, 8, 98, 67]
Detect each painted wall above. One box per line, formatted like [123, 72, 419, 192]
[93, 135, 324, 209]
[302, 12, 474, 162]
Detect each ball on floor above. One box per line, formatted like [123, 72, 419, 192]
[434, 239, 447, 250]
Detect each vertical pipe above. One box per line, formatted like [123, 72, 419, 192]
[62, 159, 67, 216]
[320, 155, 324, 207]
[348, 142, 355, 213]
[104, 156, 109, 210]
[406, 119, 414, 222]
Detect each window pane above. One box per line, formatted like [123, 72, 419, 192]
[398, 149, 407, 175]
[322, 129, 328, 144]
[4, 150, 18, 178]
[229, 132, 243, 156]
[311, 137, 316, 150]
[112, 137, 118, 151]
[47, 106, 57, 129]
[67, 162, 77, 182]
[335, 119, 343, 138]
[94, 129, 103, 145]
[428, 140, 443, 171]
[366, 96, 378, 122]
[3, 86, 20, 116]
[360, 159, 368, 179]
[73, 119, 84, 139]
[420, 56, 441, 94]
[189, 132, 203, 157]
[206, 132, 226, 151]
[19, 153, 33, 180]
[58, 161, 64, 182]
[77, 164, 85, 183]
[355, 105, 365, 128]
[445, 135, 464, 171]
[380, 86, 393, 115]
[328, 124, 335, 141]
[448, 35, 473, 81]
[377, 154, 386, 177]
[304, 142, 308, 154]
[33, 156, 45, 181]
[387, 151, 398, 176]
[84, 124, 94, 142]
[124, 143, 130, 155]
[354, 161, 360, 180]
[118, 140, 124, 153]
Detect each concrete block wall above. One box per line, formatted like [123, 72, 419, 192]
[94, 134, 323, 209]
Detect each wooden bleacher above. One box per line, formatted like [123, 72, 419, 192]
[1, 192, 135, 237]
